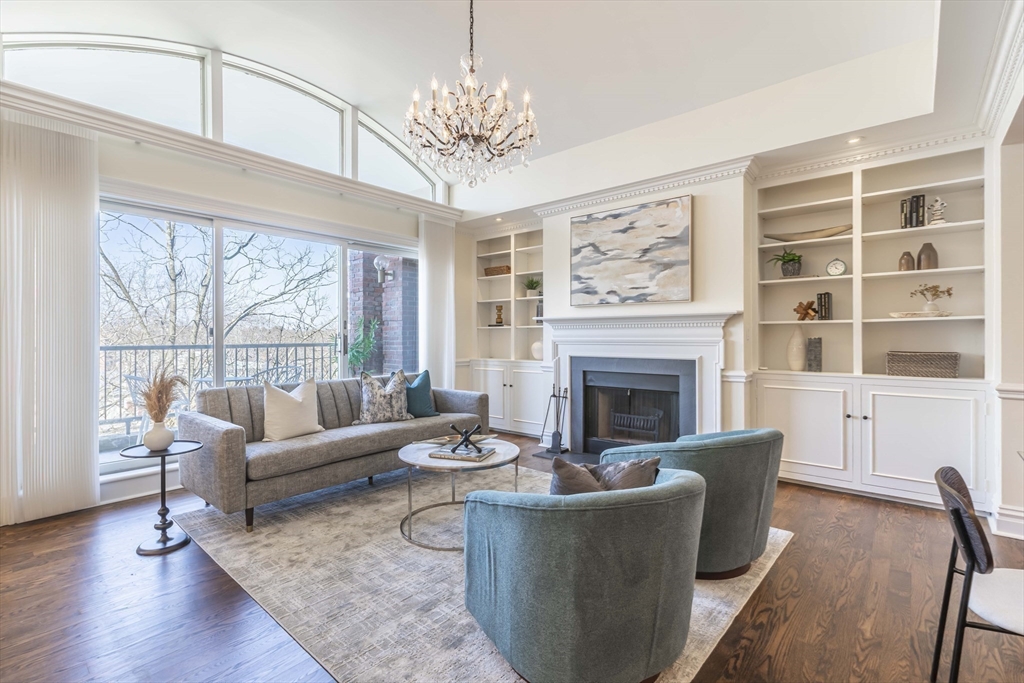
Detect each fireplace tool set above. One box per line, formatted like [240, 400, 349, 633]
[539, 384, 569, 457]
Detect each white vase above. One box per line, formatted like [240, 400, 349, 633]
[786, 327, 807, 371]
[143, 421, 174, 451]
[923, 300, 939, 312]
[530, 340, 543, 360]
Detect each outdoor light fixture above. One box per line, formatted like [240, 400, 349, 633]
[373, 254, 394, 284]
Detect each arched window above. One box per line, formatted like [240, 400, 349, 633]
[3, 44, 203, 134]
[0, 35, 443, 202]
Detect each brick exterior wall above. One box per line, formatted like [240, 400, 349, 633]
[347, 251, 417, 375]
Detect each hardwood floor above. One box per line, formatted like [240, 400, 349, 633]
[1, 434, 1021, 682]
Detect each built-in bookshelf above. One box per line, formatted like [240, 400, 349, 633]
[756, 147, 985, 379]
[475, 227, 544, 361]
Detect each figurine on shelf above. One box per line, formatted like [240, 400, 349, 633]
[793, 300, 818, 321]
[927, 196, 948, 225]
[495, 305, 504, 326]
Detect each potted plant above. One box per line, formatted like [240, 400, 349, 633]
[910, 284, 953, 312]
[524, 277, 542, 297]
[141, 368, 187, 451]
[767, 248, 803, 277]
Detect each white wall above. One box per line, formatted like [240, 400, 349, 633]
[453, 230, 477, 389]
[998, 141, 1023, 517]
[100, 135, 419, 239]
[540, 174, 749, 429]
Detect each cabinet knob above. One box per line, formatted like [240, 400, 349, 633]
[845, 414, 852, 419]
[862, 415, 870, 420]
[509, 384, 514, 388]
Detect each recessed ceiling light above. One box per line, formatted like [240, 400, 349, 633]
[847, 136, 864, 144]
[495, 217, 503, 222]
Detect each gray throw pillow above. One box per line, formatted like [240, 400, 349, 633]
[549, 456, 661, 495]
[549, 457, 605, 495]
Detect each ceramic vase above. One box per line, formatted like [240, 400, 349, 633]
[917, 242, 938, 270]
[781, 261, 802, 278]
[898, 251, 916, 271]
[530, 340, 543, 360]
[143, 421, 174, 451]
[923, 300, 940, 313]
[526, 290, 539, 298]
[786, 327, 807, 371]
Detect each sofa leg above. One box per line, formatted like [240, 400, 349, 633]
[368, 476, 374, 485]
[245, 507, 254, 532]
[204, 501, 210, 507]
[696, 562, 751, 581]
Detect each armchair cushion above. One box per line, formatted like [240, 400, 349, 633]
[549, 456, 660, 495]
[549, 457, 604, 495]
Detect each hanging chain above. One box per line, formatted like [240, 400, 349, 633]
[469, 0, 475, 70]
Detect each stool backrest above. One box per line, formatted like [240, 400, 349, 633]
[934, 467, 993, 575]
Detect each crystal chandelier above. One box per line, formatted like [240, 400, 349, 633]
[403, 0, 538, 188]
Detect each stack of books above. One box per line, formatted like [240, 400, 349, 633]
[816, 292, 833, 321]
[429, 446, 496, 462]
[900, 194, 926, 228]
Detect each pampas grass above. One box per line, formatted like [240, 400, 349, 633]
[141, 368, 187, 423]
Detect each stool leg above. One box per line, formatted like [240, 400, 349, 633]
[930, 539, 959, 682]
[949, 558, 975, 683]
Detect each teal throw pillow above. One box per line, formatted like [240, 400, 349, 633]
[405, 370, 440, 418]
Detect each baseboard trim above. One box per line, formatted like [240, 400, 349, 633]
[990, 504, 1024, 540]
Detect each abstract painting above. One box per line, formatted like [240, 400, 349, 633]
[570, 195, 692, 306]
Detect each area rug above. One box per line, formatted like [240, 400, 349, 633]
[176, 465, 792, 683]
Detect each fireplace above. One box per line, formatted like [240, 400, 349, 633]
[571, 357, 697, 456]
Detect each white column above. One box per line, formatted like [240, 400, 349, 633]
[418, 215, 456, 388]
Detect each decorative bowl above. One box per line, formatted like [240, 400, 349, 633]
[889, 311, 953, 318]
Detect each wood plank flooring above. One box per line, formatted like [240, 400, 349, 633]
[1, 433, 1021, 682]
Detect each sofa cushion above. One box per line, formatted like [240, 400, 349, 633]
[263, 379, 324, 441]
[352, 371, 413, 425]
[245, 412, 481, 480]
[405, 370, 440, 418]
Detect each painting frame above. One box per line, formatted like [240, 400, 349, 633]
[569, 194, 693, 307]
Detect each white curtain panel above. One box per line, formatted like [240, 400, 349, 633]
[0, 109, 100, 526]
[418, 216, 456, 388]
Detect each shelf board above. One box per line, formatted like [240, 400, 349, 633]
[756, 369, 985, 383]
[862, 265, 984, 280]
[861, 176, 985, 205]
[515, 269, 544, 276]
[478, 298, 511, 303]
[758, 234, 852, 250]
[477, 326, 512, 330]
[519, 325, 543, 329]
[477, 249, 511, 258]
[759, 274, 853, 286]
[758, 196, 853, 219]
[759, 320, 853, 325]
[863, 315, 984, 323]
[862, 220, 984, 242]
[515, 295, 544, 300]
[515, 245, 543, 254]
[477, 273, 511, 280]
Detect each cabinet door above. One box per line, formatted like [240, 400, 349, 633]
[860, 384, 986, 499]
[510, 366, 551, 437]
[472, 364, 509, 430]
[757, 379, 855, 483]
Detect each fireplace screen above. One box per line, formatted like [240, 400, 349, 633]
[583, 385, 680, 453]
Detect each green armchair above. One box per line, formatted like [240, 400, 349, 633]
[601, 428, 784, 579]
[464, 468, 706, 683]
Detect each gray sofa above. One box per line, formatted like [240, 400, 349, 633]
[177, 376, 488, 531]
[464, 468, 707, 683]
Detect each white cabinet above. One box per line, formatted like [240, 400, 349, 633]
[756, 373, 991, 508]
[758, 379, 855, 483]
[860, 384, 986, 499]
[471, 360, 552, 437]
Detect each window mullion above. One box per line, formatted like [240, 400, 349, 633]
[207, 49, 224, 141]
[213, 221, 225, 386]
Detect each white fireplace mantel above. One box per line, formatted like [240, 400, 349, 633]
[544, 312, 741, 441]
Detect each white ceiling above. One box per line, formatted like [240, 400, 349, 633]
[0, 0, 936, 160]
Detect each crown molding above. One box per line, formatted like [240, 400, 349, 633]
[754, 128, 986, 181]
[976, 0, 1024, 136]
[541, 312, 739, 331]
[0, 80, 464, 223]
[99, 177, 420, 250]
[532, 157, 754, 218]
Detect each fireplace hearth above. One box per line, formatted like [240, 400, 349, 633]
[571, 357, 697, 456]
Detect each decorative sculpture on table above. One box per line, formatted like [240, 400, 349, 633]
[793, 300, 818, 321]
[927, 196, 947, 225]
[449, 423, 483, 454]
[495, 305, 504, 326]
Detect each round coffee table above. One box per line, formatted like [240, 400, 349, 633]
[398, 439, 520, 551]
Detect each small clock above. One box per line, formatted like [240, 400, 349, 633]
[826, 258, 848, 276]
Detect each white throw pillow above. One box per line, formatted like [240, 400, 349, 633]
[263, 378, 325, 441]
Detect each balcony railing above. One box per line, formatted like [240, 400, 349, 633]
[99, 342, 339, 453]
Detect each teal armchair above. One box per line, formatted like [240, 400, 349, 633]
[464, 469, 706, 683]
[601, 428, 784, 579]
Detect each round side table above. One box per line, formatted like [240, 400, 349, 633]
[120, 440, 202, 556]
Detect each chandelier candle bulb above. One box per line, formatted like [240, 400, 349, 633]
[431, 77, 438, 102]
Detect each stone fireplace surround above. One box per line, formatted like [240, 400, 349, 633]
[543, 313, 739, 450]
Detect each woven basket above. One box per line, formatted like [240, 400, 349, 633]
[886, 351, 960, 379]
[483, 265, 512, 277]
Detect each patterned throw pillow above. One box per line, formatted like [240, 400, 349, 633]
[352, 370, 414, 425]
[549, 456, 661, 495]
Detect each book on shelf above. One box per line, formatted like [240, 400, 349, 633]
[816, 292, 832, 320]
[900, 199, 908, 229]
[429, 446, 496, 462]
[916, 194, 925, 227]
[906, 194, 926, 228]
